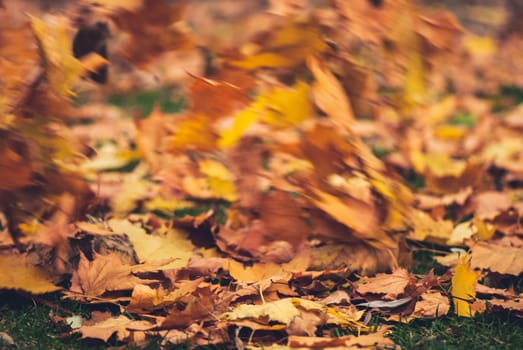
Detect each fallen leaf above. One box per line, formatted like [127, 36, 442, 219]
[489, 298, 523, 318]
[287, 326, 394, 348]
[470, 242, 523, 276]
[108, 219, 196, 269]
[77, 314, 151, 342]
[410, 291, 449, 319]
[451, 255, 481, 317]
[224, 298, 325, 330]
[357, 268, 412, 299]
[0, 253, 61, 294]
[70, 252, 154, 298]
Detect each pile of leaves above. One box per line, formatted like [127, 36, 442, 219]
[1, 0, 522, 348]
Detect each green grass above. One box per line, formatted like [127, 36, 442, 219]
[390, 312, 523, 350]
[0, 291, 222, 349]
[107, 87, 185, 117]
[0, 291, 102, 349]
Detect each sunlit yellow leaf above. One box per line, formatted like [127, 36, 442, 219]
[473, 217, 495, 241]
[0, 254, 61, 294]
[219, 82, 312, 148]
[448, 221, 475, 245]
[223, 298, 325, 325]
[110, 165, 156, 214]
[463, 35, 496, 57]
[435, 125, 466, 140]
[108, 218, 195, 269]
[259, 81, 312, 127]
[409, 209, 453, 244]
[198, 159, 238, 201]
[218, 108, 259, 149]
[402, 48, 425, 107]
[170, 114, 217, 151]
[29, 15, 84, 97]
[451, 254, 481, 317]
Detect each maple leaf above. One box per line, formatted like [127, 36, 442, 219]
[197, 158, 238, 202]
[70, 252, 155, 298]
[160, 284, 218, 328]
[410, 291, 450, 318]
[357, 268, 412, 300]
[127, 278, 204, 313]
[76, 314, 151, 343]
[451, 255, 481, 317]
[108, 218, 196, 269]
[224, 298, 325, 329]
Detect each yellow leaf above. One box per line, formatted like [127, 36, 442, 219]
[448, 221, 476, 245]
[231, 20, 327, 70]
[198, 159, 238, 201]
[259, 82, 312, 128]
[451, 255, 481, 317]
[218, 108, 259, 149]
[402, 48, 425, 107]
[463, 34, 496, 57]
[29, 15, 85, 97]
[223, 298, 325, 325]
[227, 260, 287, 284]
[409, 209, 453, 244]
[0, 254, 61, 294]
[435, 125, 466, 140]
[108, 218, 196, 269]
[110, 165, 155, 214]
[144, 197, 194, 212]
[170, 114, 217, 152]
[473, 217, 495, 241]
[218, 82, 312, 148]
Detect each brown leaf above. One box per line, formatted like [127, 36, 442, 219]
[411, 291, 450, 319]
[470, 242, 523, 276]
[357, 268, 412, 299]
[127, 278, 204, 313]
[105, 0, 194, 66]
[309, 243, 399, 276]
[71, 252, 155, 297]
[489, 298, 523, 317]
[307, 56, 355, 134]
[160, 284, 217, 329]
[308, 187, 397, 248]
[77, 314, 152, 342]
[288, 326, 394, 348]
